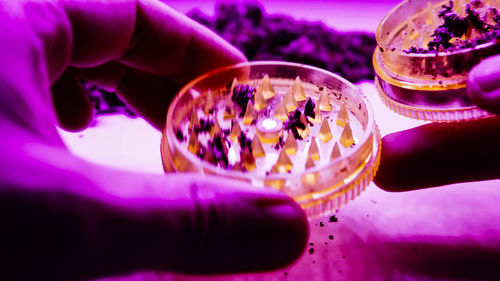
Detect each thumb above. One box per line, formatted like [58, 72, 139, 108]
[0, 142, 308, 281]
[467, 54, 500, 115]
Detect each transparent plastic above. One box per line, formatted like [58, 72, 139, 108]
[373, 0, 499, 121]
[161, 61, 381, 218]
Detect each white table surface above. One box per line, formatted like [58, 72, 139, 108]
[58, 1, 500, 280]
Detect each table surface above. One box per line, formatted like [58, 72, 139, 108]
[58, 1, 500, 281]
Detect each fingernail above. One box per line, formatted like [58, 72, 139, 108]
[251, 195, 295, 208]
[261, 201, 306, 222]
[469, 55, 500, 93]
[254, 196, 307, 227]
[257, 202, 309, 267]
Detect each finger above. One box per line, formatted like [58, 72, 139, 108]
[467, 54, 500, 115]
[72, 63, 177, 130]
[73, 59, 250, 130]
[70, 61, 129, 92]
[60, 0, 137, 67]
[118, 0, 247, 77]
[374, 116, 500, 191]
[0, 144, 308, 280]
[3, 0, 245, 133]
[51, 70, 95, 131]
[62, 0, 246, 128]
[61, 0, 246, 75]
[116, 68, 179, 130]
[73, 60, 250, 130]
[74, 62, 205, 130]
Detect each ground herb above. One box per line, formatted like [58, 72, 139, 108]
[304, 97, 316, 119]
[231, 84, 255, 116]
[329, 215, 338, 222]
[274, 136, 285, 150]
[407, 0, 500, 53]
[206, 133, 229, 167]
[238, 131, 252, 152]
[194, 118, 214, 134]
[284, 109, 306, 140]
[174, 128, 184, 141]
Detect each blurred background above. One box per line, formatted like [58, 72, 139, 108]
[166, 0, 400, 32]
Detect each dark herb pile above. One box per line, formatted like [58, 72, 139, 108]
[406, 0, 500, 53]
[85, 3, 376, 117]
[188, 3, 376, 82]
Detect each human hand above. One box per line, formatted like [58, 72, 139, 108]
[0, 1, 308, 280]
[374, 54, 500, 191]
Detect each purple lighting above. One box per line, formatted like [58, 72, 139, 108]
[2, 0, 500, 280]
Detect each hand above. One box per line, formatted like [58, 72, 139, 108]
[0, 1, 308, 280]
[374, 54, 500, 191]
